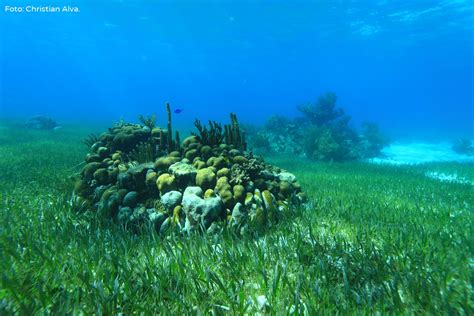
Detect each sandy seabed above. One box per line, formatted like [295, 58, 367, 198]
[369, 141, 474, 165]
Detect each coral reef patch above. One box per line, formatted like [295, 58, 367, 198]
[73, 104, 305, 234]
[25, 115, 60, 130]
[247, 92, 389, 161]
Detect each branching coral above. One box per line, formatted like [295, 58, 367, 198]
[128, 142, 158, 163]
[81, 133, 100, 149]
[192, 119, 225, 146]
[138, 114, 157, 129]
[230, 158, 265, 185]
[298, 92, 345, 127]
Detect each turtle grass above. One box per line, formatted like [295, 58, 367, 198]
[0, 121, 472, 314]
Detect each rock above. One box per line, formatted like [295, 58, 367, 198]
[118, 206, 133, 222]
[184, 149, 198, 161]
[200, 145, 212, 158]
[145, 171, 158, 186]
[187, 142, 200, 150]
[279, 181, 292, 196]
[210, 156, 227, 169]
[182, 135, 198, 147]
[262, 190, 277, 222]
[123, 191, 138, 208]
[278, 172, 296, 183]
[250, 204, 266, 229]
[74, 179, 92, 197]
[195, 167, 217, 190]
[127, 162, 154, 191]
[182, 186, 223, 228]
[86, 154, 102, 163]
[216, 167, 230, 178]
[148, 209, 166, 225]
[172, 205, 183, 225]
[204, 189, 215, 198]
[117, 172, 133, 189]
[159, 217, 171, 234]
[233, 155, 248, 164]
[230, 202, 246, 227]
[184, 186, 203, 198]
[206, 222, 222, 234]
[193, 160, 207, 170]
[244, 192, 254, 206]
[111, 152, 121, 160]
[169, 161, 197, 185]
[256, 295, 268, 311]
[220, 190, 234, 209]
[245, 181, 255, 192]
[216, 176, 231, 191]
[155, 156, 180, 171]
[83, 162, 101, 179]
[151, 127, 162, 137]
[216, 176, 234, 208]
[169, 151, 181, 157]
[97, 146, 110, 159]
[99, 187, 127, 218]
[228, 149, 241, 156]
[160, 190, 182, 211]
[233, 185, 245, 203]
[261, 170, 275, 180]
[93, 168, 109, 185]
[156, 173, 176, 193]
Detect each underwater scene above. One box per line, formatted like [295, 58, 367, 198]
[1, 0, 473, 314]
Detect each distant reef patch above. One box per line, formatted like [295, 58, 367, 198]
[72, 103, 306, 235]
[246, 92, 389, 162]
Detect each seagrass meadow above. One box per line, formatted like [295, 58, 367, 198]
[0, 120, 472, 314]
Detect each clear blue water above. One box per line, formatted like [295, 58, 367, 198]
[2, 0, 473, 139]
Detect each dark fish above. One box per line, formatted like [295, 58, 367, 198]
[174, 108, 184, 114]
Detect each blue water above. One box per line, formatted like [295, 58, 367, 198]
[1, 0, 473, 139]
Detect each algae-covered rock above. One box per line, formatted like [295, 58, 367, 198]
[204, 189, 215, 198]
[230, 202, 246, 228]
[155, 156, 180, 171]
[262, 190, 277, 222]
[145, 171, 158, 186]
[216, 176, 233, 208]
[217, 167, 230, 178]
[93, 168, 109, 185]
[233, 184, 245, 203]
[123, 191, 138, 208]
[156, 173, 176, 193]
[278, 172, 296, 183]
[97, 146, 110, 159]
[182, 135, 198, 147]
[182, 186, 223, 229]
[195, 167, 216, 190]
[200, 145, 212, 159]
[83, 162, 101, 180]
[160, 190, 182, 211]
[184, 149, 198, 161]
[279, 181, 292, 196]
[193, 160, 206, 170]
[74, 179, 92, 197]
[233, 155, 248, 164]
[168, 151, 181, 158]
[169, 161, 197, 186]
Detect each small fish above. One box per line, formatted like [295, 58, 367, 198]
[174, 108, 184, 114]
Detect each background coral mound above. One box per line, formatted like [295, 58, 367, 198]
[74, 107, 305, 234]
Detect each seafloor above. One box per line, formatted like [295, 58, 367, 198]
[0, 120, 472, 314]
